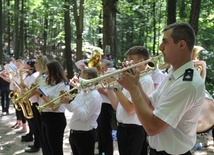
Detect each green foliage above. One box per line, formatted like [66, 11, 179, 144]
[1, 0, 214, 95]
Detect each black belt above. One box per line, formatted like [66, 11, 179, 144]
[117, 122, 141, 128]
[150, 148, 192, 155]
[70, 128, 95, 134]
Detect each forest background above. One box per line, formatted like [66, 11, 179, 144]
[0, 0, 213, 96]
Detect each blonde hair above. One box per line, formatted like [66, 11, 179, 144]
[192, 46, 204, 60]
[36, 55, 49, 75]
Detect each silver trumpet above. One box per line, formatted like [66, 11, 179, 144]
[37, 55, 162, 112]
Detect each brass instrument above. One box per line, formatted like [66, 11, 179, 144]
[37, 55, 161, 112]
[9, 78, 45, 119]
[8, 72, 24, 111]
[19, 94, 34, 119]
[13, 79, 45, 105]
[8, 91, 21, 110]
[37, 87, 78, 113]
[88, 53, 102, 75]
[18, 79, 46, 119]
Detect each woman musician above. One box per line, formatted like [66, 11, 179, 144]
[22, 55, 48, 154]
[32, 59, 69, 155]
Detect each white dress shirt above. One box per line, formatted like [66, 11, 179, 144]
[116, 74, 154, 125]
[149, 61, 205, 154]
[39, 82, 70, 113]
[65, 89, 102, 131]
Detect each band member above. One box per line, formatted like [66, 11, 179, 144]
[10, 59, 28, 132]
[192, 45, 206, 81]
[60, 68, 102, 155]
[24, 55, 49, 153]
[33, 59, 69, 155]
[107, 46, 154, 155]
[19, 60, 39, 152]
[0, 63, 11, 115]
[97, 60, 116, 155]
[117, 23, 205, 154]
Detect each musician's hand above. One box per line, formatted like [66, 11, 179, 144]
[69, 75, 79, 87]
[60, 94, 72, 104]
[31, 89, 41, 96]
[117, 69, 140, 91]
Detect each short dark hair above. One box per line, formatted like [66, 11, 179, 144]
[124, 46, 150, 60]
[163, 22, 195, 52]
[83, 68, 98, 79]
[102, 59, 114, 68]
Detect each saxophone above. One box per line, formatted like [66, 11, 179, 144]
[17, 69, 34, 119]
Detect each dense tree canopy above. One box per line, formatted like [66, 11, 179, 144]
[0, 0, 213, 95]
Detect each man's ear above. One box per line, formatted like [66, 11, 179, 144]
[179, 40, 186, 50]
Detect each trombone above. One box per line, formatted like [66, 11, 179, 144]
[37, 55, 161, 112]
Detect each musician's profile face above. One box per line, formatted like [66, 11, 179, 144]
[127, 55, 141, 64]
[79, 72, 87, 80]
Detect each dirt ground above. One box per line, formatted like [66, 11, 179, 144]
[0, 105, 213, 155]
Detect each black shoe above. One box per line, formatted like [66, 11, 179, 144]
[21, 133, 33, 142]
[25, 146, 40, 153]
[28, 144, 34, 148]
[21, 133, 32, 139]
[21, 136, 33, 142]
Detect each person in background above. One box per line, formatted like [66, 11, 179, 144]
[97, 59, 116, 155]
[107, 46, 154, 155]
[0, 63, 11, 115]
[10, 59, 28, 133]
[117, 22, 205, 155]
[60, 68, 102, 155]
[151, 67, 166, 90]
[32, 59, 69, 155]
[192, 45, 206, 82]
[18, 59, 40, 153]
[25, 55, 49, 154]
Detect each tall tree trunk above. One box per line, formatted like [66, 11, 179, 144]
[167, 0, 177, 25]
[19, 0, 24, 58]
[14, 0, 20, 59]
[43, 16, 48, 55]
[103, 0, 118, 58]
[0, 0, 2, 63]
[7, 0, 11, 56]
[72, 0, 84, 61]
[189, 0, 201, 36]
[64, 0, 73, 79]
[152, 2, 156, 55]
[179, 0, 186, 18]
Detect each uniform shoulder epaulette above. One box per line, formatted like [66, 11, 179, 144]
[183, 68, 194, 81]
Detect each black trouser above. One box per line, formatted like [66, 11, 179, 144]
[117, 123, 147, 155]
[16, 109, 26, 124]
[149, 148, 192, 155]
[41, 112, 66, 155]
[0, 87, 10, 113]
[97, 103, 114, 155]
[69, 129, 96, 155]
[26, 103, 40, 148]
